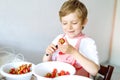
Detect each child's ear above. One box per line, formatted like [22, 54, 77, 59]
[81, 18, 88, 29]
[82, 18, 88, 25]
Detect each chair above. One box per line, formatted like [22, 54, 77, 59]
[94, 64, 114, 80]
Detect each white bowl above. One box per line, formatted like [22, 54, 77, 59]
[0, 61, 35, 80]
[54, 75, 92, 80]
[33, 61, 76, 80]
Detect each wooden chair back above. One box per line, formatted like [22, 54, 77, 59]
[97, 64, 114, 80]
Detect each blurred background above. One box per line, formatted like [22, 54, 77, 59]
[0, 0, 119, 79]
[0, 0, 119, 64]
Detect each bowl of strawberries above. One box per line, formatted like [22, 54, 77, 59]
[33, 61, 76, 80]
[0, 61, 34, 80]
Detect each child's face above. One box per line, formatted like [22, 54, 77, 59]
[61, 12, 84, 38]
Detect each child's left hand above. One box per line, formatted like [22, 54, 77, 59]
[58, 38, 76, 54]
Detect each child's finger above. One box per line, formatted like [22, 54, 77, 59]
[64, 38, 69, 45]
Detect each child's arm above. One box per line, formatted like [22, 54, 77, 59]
[42, 44, 57, 62]
[58, 38, 99, 76]
[72, 50, 99, 76]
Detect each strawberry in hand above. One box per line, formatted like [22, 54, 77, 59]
[59, 38, 65, 44]
[58, 38, 75, 54]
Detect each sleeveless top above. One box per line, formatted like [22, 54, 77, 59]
[52, 33, 90, 77]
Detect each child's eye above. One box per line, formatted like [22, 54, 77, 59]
[62, 22, 67, 25]
[72, 22, 77, 24]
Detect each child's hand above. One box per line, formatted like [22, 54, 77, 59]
[58, 38, 76, 54]
[43, 44, 58, 62]
[45, 44, 58, 54]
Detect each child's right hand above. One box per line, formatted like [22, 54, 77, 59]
[45, 44, 58, 54]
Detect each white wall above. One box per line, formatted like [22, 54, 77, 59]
[81, 0, 114, 63]
[110, 0, 120, 66]
[0, 0, 115, 64]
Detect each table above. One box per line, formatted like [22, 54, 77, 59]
[31, 74, 37, 80]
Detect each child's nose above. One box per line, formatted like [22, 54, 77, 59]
[68, 24, 73, 29]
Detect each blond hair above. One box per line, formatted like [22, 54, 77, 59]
[59, 0, 88, 24]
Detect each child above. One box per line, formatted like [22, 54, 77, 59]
[43, 0, 99, 77]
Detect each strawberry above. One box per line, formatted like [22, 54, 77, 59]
[59, 38, 65, 44]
